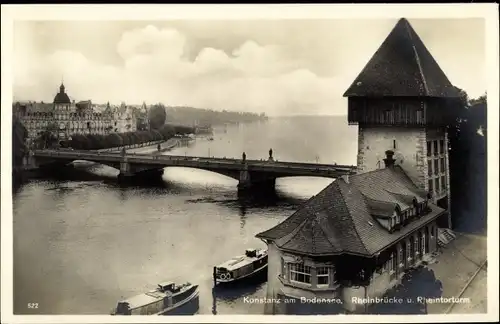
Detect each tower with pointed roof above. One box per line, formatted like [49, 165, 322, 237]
[344, 18, 458, 228]
[255, 18, 458, 315]
[53, 82, 72, 111]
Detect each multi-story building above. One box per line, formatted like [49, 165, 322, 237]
[13, 82, 119, 146]
[256, 18, 459, 315]
[112, 102, 137, 133]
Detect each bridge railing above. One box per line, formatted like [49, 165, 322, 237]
[33, 149, 357, 172]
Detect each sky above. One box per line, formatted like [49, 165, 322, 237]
[13, 18, 486, 116]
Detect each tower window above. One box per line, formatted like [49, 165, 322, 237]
[416, 109, 424, 123]
[441, 176, 446, 190]
[435, 178, 440, 195]
[384, 110, 394, 124]
[427, 141, 432, 157]
[428, 159, 432, 176]
[434, 159, 439, 175]
[433, 141, 438, 156]
[428, 179, 433, 194]
[440, 158, 445, 172]
[439, 140, 444, 154]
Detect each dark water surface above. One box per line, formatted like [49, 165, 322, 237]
[13, 116, 358, 315]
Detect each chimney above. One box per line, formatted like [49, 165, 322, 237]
[341, 174, 350, 183]
[383, 150, 396, 168]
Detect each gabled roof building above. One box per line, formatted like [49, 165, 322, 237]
[256, 18, 459, 314]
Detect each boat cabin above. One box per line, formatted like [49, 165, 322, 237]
[158, 281, 182, 293]
[245, 249, 258, 257]
[158, 281, 174, 292]
[115, 301, 132, 315]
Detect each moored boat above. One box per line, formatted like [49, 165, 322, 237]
[213, 248, 268, 285]
[111, 281, 199, 315]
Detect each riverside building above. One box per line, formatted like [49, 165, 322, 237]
[256, 17, 459, 314]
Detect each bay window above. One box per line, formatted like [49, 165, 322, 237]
[290, 263, 312, 285]
[316, 267, 329, 286]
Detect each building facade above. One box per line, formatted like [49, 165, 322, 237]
[13, 83, 139, 147]
[14, 83, 115, 146]
[256, 18, 459, 314]
[112, 102, 137, 133]
[344, 18, 456, 228]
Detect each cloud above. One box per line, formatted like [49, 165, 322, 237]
[13, 24, 348, 116]
[13, 19, 486, 115]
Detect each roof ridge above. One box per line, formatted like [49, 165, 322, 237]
[404, 20, 430, 95]
[383, 189, 411, 208]
[312, 211, 338, 252]
[335, 180, 370, 254]
[364, 195, 399, 208]
[278, 218, 309, 248]
[351, 166, 391, 179]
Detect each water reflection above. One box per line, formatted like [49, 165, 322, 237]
[211, 270, 267, 315]
[13, 117, 358, 315]
[239, 205, 247, 229]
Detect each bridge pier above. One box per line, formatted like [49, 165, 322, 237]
[237, 169, 276, 194]
[118, 169, 165, 185]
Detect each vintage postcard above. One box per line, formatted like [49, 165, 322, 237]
[1, 3, 498, 324]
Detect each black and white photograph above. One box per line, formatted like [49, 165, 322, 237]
[1, 3, 498, 323]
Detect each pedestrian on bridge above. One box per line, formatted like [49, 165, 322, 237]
[242, 152, 246, 163]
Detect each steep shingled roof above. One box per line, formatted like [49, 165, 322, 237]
[343, 18, 459, 98]
[256, 166, 445, 257]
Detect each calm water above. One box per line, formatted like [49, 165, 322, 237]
[13, 116, 358, 315]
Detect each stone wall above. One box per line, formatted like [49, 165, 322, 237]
[264, 242, 283, 314]
[357, 126, 427, 189]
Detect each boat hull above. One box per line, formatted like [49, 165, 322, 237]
[158, 288, 200, 315]
[215, 264, 268, 286]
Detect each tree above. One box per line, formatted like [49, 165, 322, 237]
[148, 103, 167, 130]
[12, 115, 28, 167]
[447, 87, 487, 232]
[37, 122, 59, 149]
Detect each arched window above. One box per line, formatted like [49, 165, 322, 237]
[412, 198, 418, 216]
[392, 206, 401, 230]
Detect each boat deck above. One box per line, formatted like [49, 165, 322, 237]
[123, 292, 163, 309]
[216, 250, 267, 271]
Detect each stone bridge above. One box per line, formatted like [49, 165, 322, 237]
[31, 149, 357, 191]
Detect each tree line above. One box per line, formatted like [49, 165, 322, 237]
[12, 115, 28, 167]
[164, 106, 268, 127]
[447, 88, 487, 233]
[61, 124, 194, 150]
